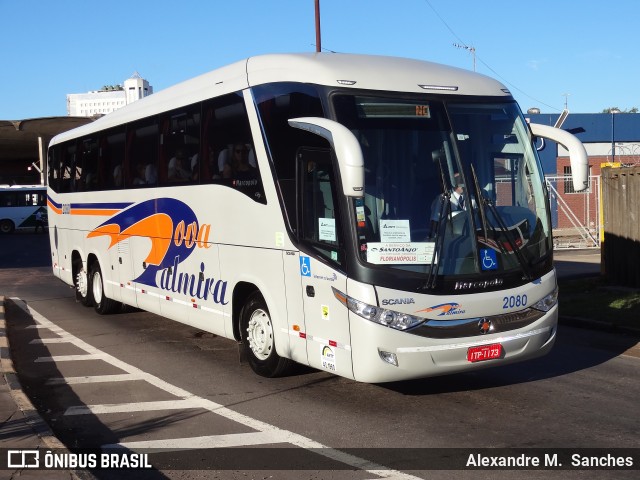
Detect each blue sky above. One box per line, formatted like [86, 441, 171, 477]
[1, 0, 638, 119]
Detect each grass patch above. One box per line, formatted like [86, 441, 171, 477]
[558, 276, 640, 330]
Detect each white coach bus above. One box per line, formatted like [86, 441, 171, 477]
[47, 53, 587, 383]
[0, 185, 47, 233]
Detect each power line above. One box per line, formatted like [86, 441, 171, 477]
[422, 0, 562, 112]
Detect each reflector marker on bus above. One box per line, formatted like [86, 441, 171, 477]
[105, 279, 228, 316]
[281, 328, 351, 351]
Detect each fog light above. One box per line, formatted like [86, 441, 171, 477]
[378, 350, 398, 367]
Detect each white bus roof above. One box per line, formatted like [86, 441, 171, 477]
[51, 53, 511, 145]
[0, 184, 46, 190]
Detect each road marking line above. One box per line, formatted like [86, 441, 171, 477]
[30, 338, 71, 344]
[45, 373, 142, 385]
[22, 304, 421, 480]
[103, 431, 286, 451]
[65, 398, 209, 416]
[34, 353, 104, 362]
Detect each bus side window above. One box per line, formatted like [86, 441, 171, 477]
[159, 104, 200, 186]
[201, 92, 266, 203]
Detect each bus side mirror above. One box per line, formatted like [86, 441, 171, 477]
[529, 122, 588, 192]
[288, 117, 364, 197]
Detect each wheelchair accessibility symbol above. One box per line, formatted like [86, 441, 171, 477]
[480, 248, 498, 271]
[300, 256, 311, 277]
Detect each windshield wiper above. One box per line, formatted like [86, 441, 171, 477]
[468, 165, 533, 281]
[425, 148, 451, 289]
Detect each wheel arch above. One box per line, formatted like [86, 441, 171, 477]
[231, 281, 260, 341]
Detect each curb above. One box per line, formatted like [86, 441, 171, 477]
[0, 296, 92, 480]
[558, 314, 640, 337]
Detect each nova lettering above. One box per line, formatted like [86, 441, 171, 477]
[173, 221, 211, 249]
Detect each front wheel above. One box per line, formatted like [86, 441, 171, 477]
[240, 292, 294, 377]
[90, 262, 120, 314]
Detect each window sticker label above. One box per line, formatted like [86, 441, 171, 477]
[275, 231, 284, 247]
[318, 217, 336, 242]
[356, 205, 366, 227]
[379, 219, 411, 243]
[321, 345, 336, 371]
[300, 256, 311, 276]
[480, 248, 498, 270]
[367, 242, 435, 265]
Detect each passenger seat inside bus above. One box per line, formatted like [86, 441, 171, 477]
[145, 164, 158, 184]
[217, 144, 257, 173]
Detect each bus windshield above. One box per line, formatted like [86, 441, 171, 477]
[332, 95, 551, 278]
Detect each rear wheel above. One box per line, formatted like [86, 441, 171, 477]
[0, 220, 15, 234]
[240, 292, 294, 377]
[90, 263, 120, 314]
[74, 262, 93, 307]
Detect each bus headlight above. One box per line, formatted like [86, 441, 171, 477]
[333, 287, 425, 331]
[530, 286, 559, 312]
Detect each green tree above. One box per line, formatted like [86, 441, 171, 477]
[602, 107, 638, 113]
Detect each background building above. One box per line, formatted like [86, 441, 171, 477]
[66, 72, 152, 117]
[525, 111, 640, 247]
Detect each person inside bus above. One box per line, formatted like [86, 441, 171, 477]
[112, 164, 123, 188]
[132, 162, 147, 185]
[222, 143, 258, 180]
[168, 149, 191, 182]
[429, 172, 466, 237]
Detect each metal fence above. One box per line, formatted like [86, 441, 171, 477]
[545, 175, 601, 249]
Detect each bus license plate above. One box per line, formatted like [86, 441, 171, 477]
[467, 343, 502, 363]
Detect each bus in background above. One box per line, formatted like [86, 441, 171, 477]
[47, 53, 587, 383]
[0, 185, 47, 234]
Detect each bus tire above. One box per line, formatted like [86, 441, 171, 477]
[74, 265, 93, 307]
[0, 219, 15, 234]
[90, 262, 120, 314]
[240, 292, 294, 378]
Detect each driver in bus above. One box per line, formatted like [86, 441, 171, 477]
[429, 172, 466, 237]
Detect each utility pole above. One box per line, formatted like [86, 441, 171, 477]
[453, 43, 476, 71]
[315, 0, 322, 53]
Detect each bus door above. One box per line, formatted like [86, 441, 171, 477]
[296, 148, 354, 379]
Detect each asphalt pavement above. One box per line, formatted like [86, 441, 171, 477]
[0, 242, 605, 478]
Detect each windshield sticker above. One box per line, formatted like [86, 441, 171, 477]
[367, 242, 434, 265]
[480, 248, 498, 270]
[379, 219, 410, 242]
[318, 217, 336, 242]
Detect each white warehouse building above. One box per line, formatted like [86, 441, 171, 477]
[66, 72, 153, 117]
